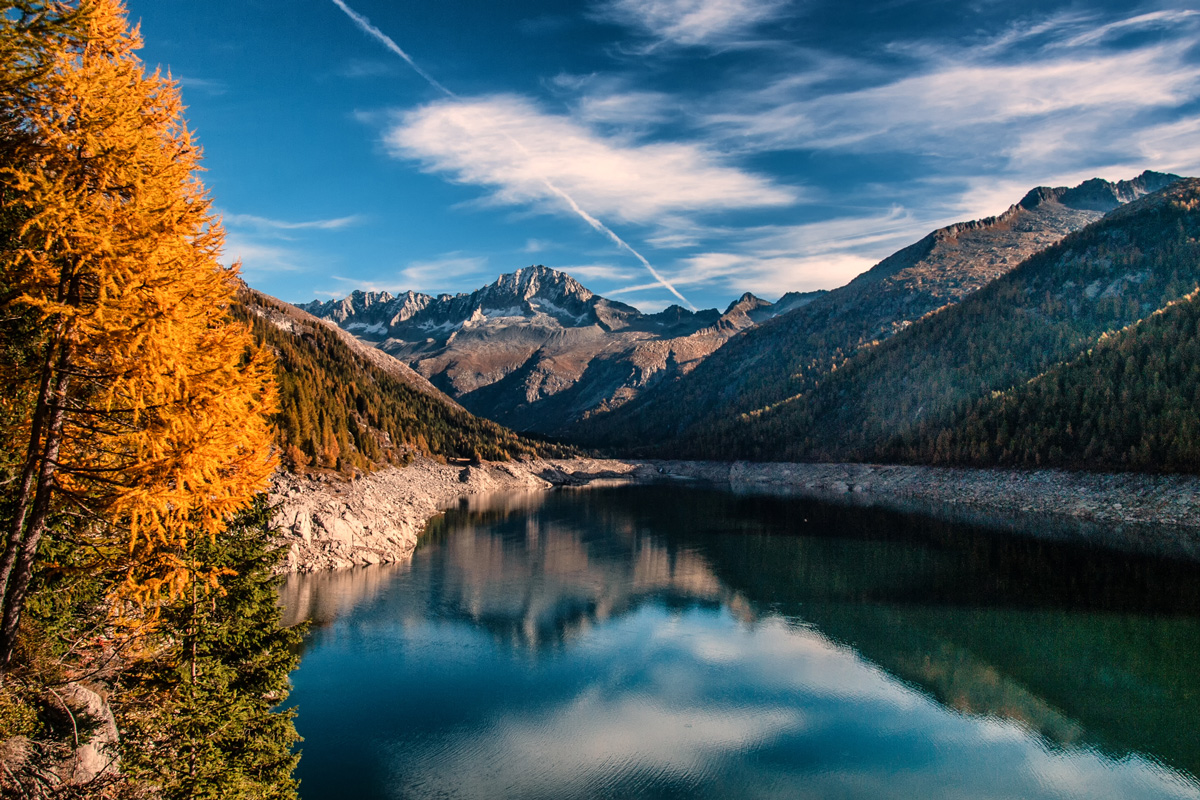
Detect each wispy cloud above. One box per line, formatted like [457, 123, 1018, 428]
[671, 250, 879, 297]
[1058, 9, 1199, 48]
[1135, 116, 1200, 178]
[221, 212, 365, 290]
[575, 89, 677, 130]
[610, 207, 944, 297]
[398, 255, 490, 293]
[557, 263, 639, 283]
[617, 296, 677, 313]
[697, 10, 1200, 193]
[385, 94, 796, 225]
[175, 76, 227, 96]
[704, 42, 1200, 157]
[593, 0, 791, 47]
[329, 2, 1200, 308]
[223, 213, 366, 233]
[310, 256, 492, 298]
[221, 233, 305, 275]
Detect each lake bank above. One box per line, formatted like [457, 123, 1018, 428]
[270, 457, 1200, 572]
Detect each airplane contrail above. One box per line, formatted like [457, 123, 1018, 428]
[330, 0, 454, 98]
[329, 0, 697, 310]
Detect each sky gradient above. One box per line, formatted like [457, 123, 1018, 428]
[128, 0, 1200, 313]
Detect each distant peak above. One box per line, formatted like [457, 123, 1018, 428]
[724, 292, 769, 314]
[1018, 171, 1182, 213]
[485, 265, 595, 303]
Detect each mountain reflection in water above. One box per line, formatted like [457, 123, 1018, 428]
[282, 485, 1200, 800]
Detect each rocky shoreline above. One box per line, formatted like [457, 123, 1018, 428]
[270, 457, 1200, 573]
[268, 457, 644, 573]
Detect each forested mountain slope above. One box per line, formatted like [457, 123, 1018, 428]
[568, 171, 1180, 450]
[682, 178, 1200, 466]
[239, 290, 566, 472]
[892, 288, 1200, 472]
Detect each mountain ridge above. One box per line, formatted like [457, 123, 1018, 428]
[617, 176, 1200, 468]
[567, 170, 1182, 449]
[238, 289, 566, 472]
[300, 265, 823, 433]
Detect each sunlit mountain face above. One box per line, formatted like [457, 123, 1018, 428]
[283, 486, 1200, 800]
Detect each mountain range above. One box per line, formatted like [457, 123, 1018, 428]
[238, 290, 569, 473]
[299, 266, 821, 433]
[302, 170, 1180, 450]
[568, 170, 1182, 448]
[678, 176, 1200, 469]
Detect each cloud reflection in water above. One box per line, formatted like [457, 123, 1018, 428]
[282, 487, 1200, 800]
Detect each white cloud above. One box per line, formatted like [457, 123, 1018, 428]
[557, 263, 639, 283]
[1132, 116, 1200, 178]
[398, 255, 490, 293]
[609, 249, 876, 298]
[594, 0, 791, 47]
[383, 94, 797, 228]
[342, 7, 1200, 306]
[221, 232, 304, 275]
[619, 296, 677, 313]
[706, 41, 1200, 156]
[311, 257, 492, 298]
[574, 89, 677, 128]
[175, 76, 227, 96]
[679, 251, 878, 296]
[1058, 9, 1199, 48]
[222, 213, 365, 233]
[220, 213, 367, 286]
[522, 238, 552, 254]
[324, 276, 412, 295]
[384, 611, 1200, 800]
[610, 207, 937, 297]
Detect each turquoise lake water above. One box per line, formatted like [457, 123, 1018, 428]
[281, 484, 1200, 800]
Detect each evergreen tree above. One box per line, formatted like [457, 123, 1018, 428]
[117, 499, 302, 800]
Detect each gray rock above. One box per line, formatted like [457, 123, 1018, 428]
[52, 683, 118, 785]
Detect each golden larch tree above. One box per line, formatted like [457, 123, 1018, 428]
[0, 0, 277, 665]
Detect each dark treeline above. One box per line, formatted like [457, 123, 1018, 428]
[891, 290, 1200, 471]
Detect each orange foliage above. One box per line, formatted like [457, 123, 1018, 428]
[1, 0, 277, 610]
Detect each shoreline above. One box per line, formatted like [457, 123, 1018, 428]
[269, 457, 1200, 573]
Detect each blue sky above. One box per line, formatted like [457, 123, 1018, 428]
[128, 0, 1200, 313]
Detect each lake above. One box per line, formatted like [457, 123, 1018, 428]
[280, 484, 1200, 800]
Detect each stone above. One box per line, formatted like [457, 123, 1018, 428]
[52, 683, 119, 785]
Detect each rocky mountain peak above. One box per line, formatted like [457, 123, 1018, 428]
[486, 265, 594, 305]
[724, 292, 770, 315]
[1019, 170, 1181, 213]
[298, 289, 404, 324]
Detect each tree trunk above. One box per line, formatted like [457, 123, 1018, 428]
[0, 335, 71, 668]
[0, 322, 64, 603]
